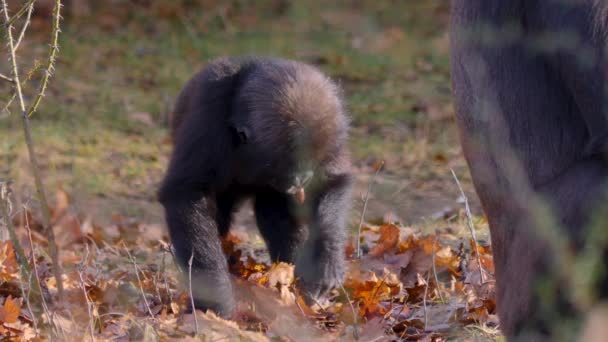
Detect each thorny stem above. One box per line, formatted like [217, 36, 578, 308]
[27, 0, 62, 117]
[5, 0, 36, 28]
[450, 168, 485, 283]
[14, 1, 33, 51]
[1, 0, 65, 298]
[356, 160, 384, 258]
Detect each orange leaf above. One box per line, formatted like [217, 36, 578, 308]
[51, 189, 70, 223]
[0, 241, 18, 282]
[368, 224, 400, 257]
[0, 296, 21, 324]
[470, 239, 492, 256]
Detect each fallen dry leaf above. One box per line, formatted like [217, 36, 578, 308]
[369, 224, 400, 257]
[0, 296, 21, 324]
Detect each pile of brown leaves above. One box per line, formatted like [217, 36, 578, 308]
[0, 190, 497, 341]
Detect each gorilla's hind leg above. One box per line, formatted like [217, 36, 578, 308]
[160, 192, 235, 317]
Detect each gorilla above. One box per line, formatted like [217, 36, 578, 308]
[450, 0, 608, 338]
[159, 57, 353, 317]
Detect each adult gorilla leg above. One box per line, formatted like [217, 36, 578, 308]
[160, 191, 235, 317]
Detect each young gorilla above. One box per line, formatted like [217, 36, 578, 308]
[159, 57, 352, 317]
[451, 0, 608, 339]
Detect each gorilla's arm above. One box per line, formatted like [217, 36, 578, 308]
[296, 174, 353, 299]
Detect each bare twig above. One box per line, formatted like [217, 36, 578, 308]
[431, 236, 445, 302]
[24, 214, 55, 335]
[423, 270, 431, 331]
[450, 168, 485, 283]
[293, 295, 308, 317]
[0, 72, 13, 83]
[2, 93, 16, 114]
[340, 284, 358, 341]
[77, 246, 95, 341]
[18, 267, 39, 335]
[14, 1, 34, 51]
[160, 249, 171, 304]
[356, 160, 384, 258]
[1, 0, 65, 298]
[188, 252, 199, 335]
[5, 0, 36, 27]
[123, 243, 155, 319]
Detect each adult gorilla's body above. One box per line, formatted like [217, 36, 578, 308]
[450, 0, 608, 338]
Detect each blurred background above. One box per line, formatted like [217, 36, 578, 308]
[1, 0, 477, 227]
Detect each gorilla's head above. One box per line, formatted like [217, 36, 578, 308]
[230, 59, 349, 198]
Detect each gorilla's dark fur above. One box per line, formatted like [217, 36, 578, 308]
[159, 57, 352, 317]
[450, 0, 608, 338]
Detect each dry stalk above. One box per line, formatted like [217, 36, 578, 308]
[5, 0, 36, 27]
[0, 72, 13, 82]
[340, 284, 358, 341]
[0, 182, 30, 273]
[18, 267, 39, 335]
[450, 168, 485, 283]
[124, 243, 155, 319]
[356, 160, 384, 258]
[77, 246, 95, 341]
[160, 249, 171, 304]
[25, 212, 58, 338]
[1, 0, 65, 298]
[13, 1, 34, 51]
[431, 236, 445, 302]
[423, 270, 431, 331]
[187, 252, 199, 335]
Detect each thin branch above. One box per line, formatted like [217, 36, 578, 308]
[0, 72, 13, 83]
[188, 252, 199, 335]
[77, 246, 96, 341]
[160, 249, 171, 304]
[5, 0, 36, 28]
[1, 0, 65, 299]
[26, 0, 62, 117]
[356, 160, 384, 258]
[24, 213, 56, 337]
[340, 283, 358, 341]
[18, 270, 39, 336]
[431, 236, 445, 302]
[14, 1, 34, 51]
[450, 168, 485, 283]
[124, 243, 155, 319]
[2, 93, 16, 114]
[423, 270, 430, 331]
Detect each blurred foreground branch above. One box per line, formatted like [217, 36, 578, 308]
[1, 0, 64, 299]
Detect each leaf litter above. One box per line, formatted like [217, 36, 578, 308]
[0, 189, 498, 340]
